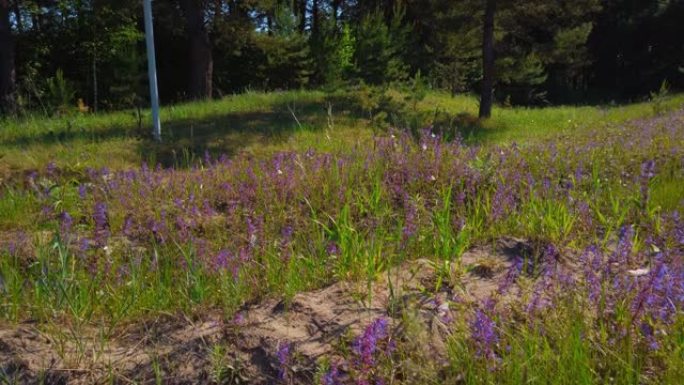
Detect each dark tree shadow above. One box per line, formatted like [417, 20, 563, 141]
[2, 95, 361, 168]
[2, 92, 548, 169]
[139, 97, 361, 167]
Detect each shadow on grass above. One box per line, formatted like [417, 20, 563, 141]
[140, 99, 352, 167]
[2, 118, 141, 147]
[2, 97, 360, 167]
[430, 111, 502, 146]
[151, 115, 503, 166]
[2, 93, 521, 168]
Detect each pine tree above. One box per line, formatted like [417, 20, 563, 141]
[0, 0, 16, 114]
[354, 8, 408, 85]
[253, 3, 312, 89]
[479, 0, 496, 118]
[180, 0, 213, 99]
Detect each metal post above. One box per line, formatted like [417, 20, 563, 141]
[143, 0, 161, 142]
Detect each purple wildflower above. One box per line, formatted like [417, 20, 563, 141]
[78, 237, 91, 256]
[58, 211, 73, 241]
[322, 363, 342, 385]
[238, 247, 251, 263]
[525, 282, 548, 315]
[214, 249, 232, 271]
[580, 246, 603, 304]
[78, 184, 87, 199]
[7, 232, 26, 255]
[470, 308, 498, 360]
[280, 225, 294, 262]
[633, 256, 682, 324]
[574, 162, 584, 184]
[246, 216, 261, 249]
[203, 150, 212, 166]
[543, 243, 558, 263]
[402, 202, 418, 242]
[640, 159, 656, 179]
[612, 226, 634, 266]
[276, 342, 292, 381]
[352, 318, 390, 368]
[92, 202, 110, 247]
[497, 257, 523, 295]
[433, 296, 453, 324]
[326, 241, 340, 257]
[639, 322, 659, 350]
[175, 216, 190, 242]
[640, 159, 656, 203]
[122, 215, 134, 237]
[46, 161, 57, 177]
[232, 312, 246, 326]
[41, 205, 53, 218]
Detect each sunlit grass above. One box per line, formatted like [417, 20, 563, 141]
[1, 90, 682, 174]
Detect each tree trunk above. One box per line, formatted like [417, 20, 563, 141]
[180, 0, 213, 100]
[213, 0, 222, 18]
[11, 0, 21, 32]
[311, 0, 320, 36]
[266, 12, 273, 35]
[0, 0, 16, 115]
[332, 0, 341, 27]
[295, 0, 306, 33]
[479, 0, 496, 119]
[92, 53, 98, 113]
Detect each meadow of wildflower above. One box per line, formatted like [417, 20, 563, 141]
[0, 91, 683, 384]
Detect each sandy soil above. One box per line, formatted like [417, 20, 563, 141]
[0, 238, 538, 384]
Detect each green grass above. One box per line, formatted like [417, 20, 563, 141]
[1, 90, 682, 176]
[419, 91, 684, 144]
[0, 89, 683, 384]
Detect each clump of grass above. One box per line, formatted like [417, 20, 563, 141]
[318, 229, 683, 385]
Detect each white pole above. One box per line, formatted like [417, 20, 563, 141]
[143, 0, 161, 142]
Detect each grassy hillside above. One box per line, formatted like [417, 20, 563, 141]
[0, 91, 683, 384]
[2, 90, 683, 174]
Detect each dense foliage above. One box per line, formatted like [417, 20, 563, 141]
[1, 0, 683, 115]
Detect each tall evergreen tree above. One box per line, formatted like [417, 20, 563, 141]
[180, 0, 213, 99]
[0, 0, 15, 114]
[588, 0, 683, 99]
[479, 0, 496, 118]
[0, 0, 681, 117]
[354, 7, 409, 85]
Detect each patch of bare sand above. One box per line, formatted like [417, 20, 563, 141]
[0, 238, 543, 384]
